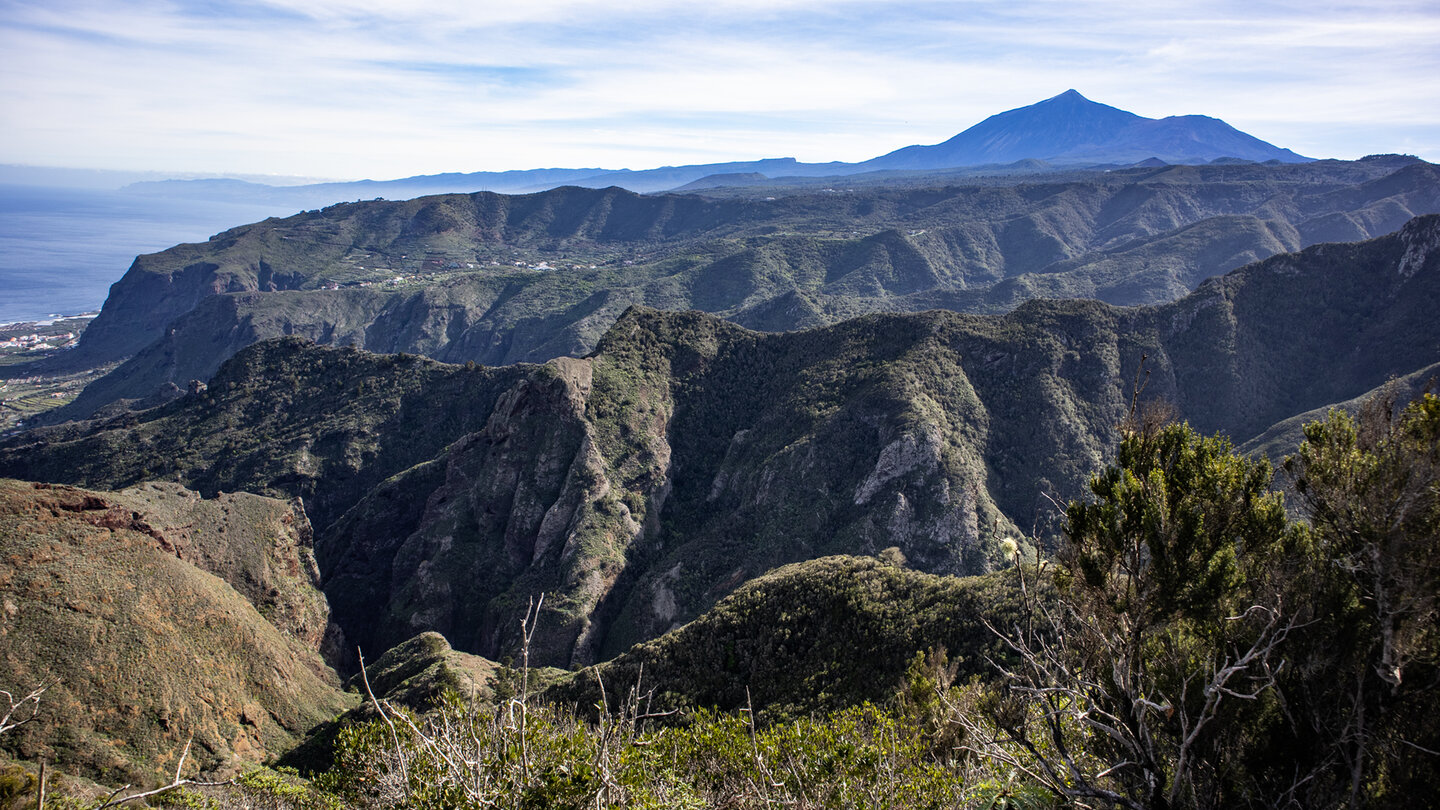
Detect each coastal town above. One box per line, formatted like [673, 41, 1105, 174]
[0, 328, 78, 351]
[0, 314, 100, 435]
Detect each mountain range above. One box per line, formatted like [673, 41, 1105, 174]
[2, 93, 1437, 797]
[32, 154, 1438, 425]
[7, 215, 1438, 678]
[120, 91, 1311, 203]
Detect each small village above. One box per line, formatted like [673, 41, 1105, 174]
[0, 315, 101, 435]
[0, 329, 78, 351]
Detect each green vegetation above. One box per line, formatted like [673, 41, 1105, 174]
[310, 698, 998, 810]
[278, 631, 511, 777]
[31, 160, 1438, 419]
[1281, 389, 1440, 802]
[547, 555, 1032, 720]
[2, 392, 1437, 807]
[952, 396, 1440, 809]
[964, 414, 1308, 808]
[4, 204, 1438, 672]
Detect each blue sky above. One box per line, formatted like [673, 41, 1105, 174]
[2, 0, 1437, 180]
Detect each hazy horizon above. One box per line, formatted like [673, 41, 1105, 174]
[0, 184, 290, 323]
[2, 1, 1437, 181]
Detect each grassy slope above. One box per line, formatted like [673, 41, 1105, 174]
[547, 555, 1032, 719]
[0, 479, 355, 785]
[102, 481, 339, 656]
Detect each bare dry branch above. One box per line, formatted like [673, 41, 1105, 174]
[0, 682, 48, 735]
[92, 736, 234, 809]
[358, 647, 410, 798]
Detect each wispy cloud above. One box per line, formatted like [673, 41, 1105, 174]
[1, 0, 1436, 177]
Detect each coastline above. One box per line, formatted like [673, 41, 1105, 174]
[0, 311, 100, 330]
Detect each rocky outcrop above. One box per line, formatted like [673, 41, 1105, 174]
[318, 349, 677, 668]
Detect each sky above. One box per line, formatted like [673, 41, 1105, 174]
[2, 0, 1438, 182]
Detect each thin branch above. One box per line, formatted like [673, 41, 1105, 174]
[92, 737, 234, 809]
[1398, 738, 1440, 757]
[0, 682, 48, 735]
[518, 593, 544, 782]
[358, 647, 410, 795]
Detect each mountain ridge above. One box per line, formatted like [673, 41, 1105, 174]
[31, 158, 1437, 423]
[5, 215, 1438, 669]
[118, 92, 1312, 202]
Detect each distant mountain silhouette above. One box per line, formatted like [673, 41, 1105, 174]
[863, 90, 1310, 170]
[116, 92, 1314, 203]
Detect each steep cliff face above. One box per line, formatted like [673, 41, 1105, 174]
[317, 355, 669, 667]
[315, 306, 1129, 665]
[70, 253, 278, 366]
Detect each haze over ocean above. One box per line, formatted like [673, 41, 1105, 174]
[0, 185, 291, 324]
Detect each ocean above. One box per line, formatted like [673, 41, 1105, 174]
[0, 184, 296, 324]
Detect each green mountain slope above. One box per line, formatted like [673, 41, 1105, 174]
[545, 555, 1028, 718]
[4, 215, 1438, 671]
[276, 630, 508, 775]
[1145, 212, 1440, 441]
[1239, 361, 1440, 466]
[7, 339, 530, 533]
[41, 158, 1438, 421]
[0, 479, 355, 784]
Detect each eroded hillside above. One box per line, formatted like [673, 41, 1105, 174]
[0, 479, 355, 784]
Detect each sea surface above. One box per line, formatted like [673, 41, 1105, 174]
[0, 184, 296, 324]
